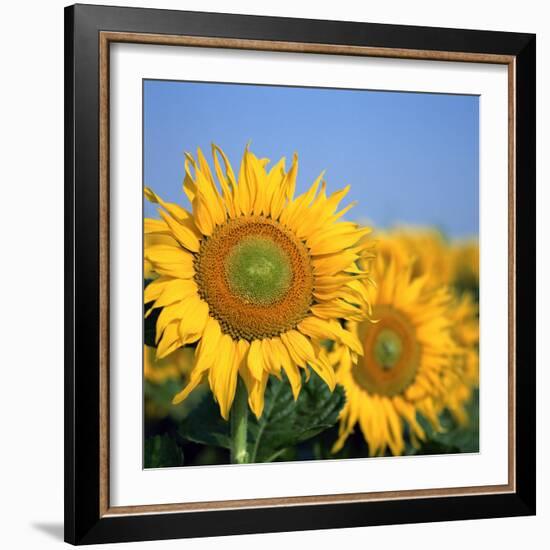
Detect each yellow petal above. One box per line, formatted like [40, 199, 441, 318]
[183, 155, 199, 203]
[383, 399, 405, 455]
[172, 322, 222, 406]
[262, 339, 282, 377]
[312, 251, 360, 277]
[247, 339, 265, 381]
[172, 368, 205, 405]
[149, 278, 198, 309]
[178, 296, 210, 344]
[280, 171, 323, 230]
[298, 317, 363, 355]
[243, 151, 266, 216]
[144, 276, 171, 304]
[158, 210, 201, 253]
[308, 226, 371, 256]
[144, 245, 195, 279]
[284, 153, 298, 201]
[208, 335, 239, 420]
[272, 337, 301, 400]
[280, 331, 307, 368]
[248, 371, 269, 419]
[309, 343, 336, 391]
[144, 187, 190, 223]
[263, 157, 286, 216]
[192, 194, 216, 236]
[194, 317, 223, 370]
[144, 218, 170, 235]
[292, 181, 328, 239]
[236, 148, 253, 216]
[314, 274, 368, 290]
[311, 300, 365, 322]
[281, 330, 336, 391]
[212, 144, 237, 218]
[270, 153, 297, 220]
[313, 286, 368, 309]
[156, 321, 181, 359]
[155, 301, 186, 343]
[195, 148, 226, 225]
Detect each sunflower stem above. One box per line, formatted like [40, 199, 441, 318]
[230, 379, 249, 464]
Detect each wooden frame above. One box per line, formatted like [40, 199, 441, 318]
[65, 3, 536, 544]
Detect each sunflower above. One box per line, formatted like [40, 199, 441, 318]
[375, 228, 453, 289]
[377, 229, 479, 294]
[441, 292, 479, 425]
[144, 344, 196, 420]
[450, 240, 479, 292]
[144, 145, 372, 420]
[332, 252, 460, 456]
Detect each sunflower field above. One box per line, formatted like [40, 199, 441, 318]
[143, 146, 479, 468]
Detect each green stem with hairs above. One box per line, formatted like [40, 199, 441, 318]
[230, 379, 249, 464]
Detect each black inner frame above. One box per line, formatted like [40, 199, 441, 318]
[65, 4, 536, 545]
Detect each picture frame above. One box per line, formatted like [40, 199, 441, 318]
[64, 3, 536, 545]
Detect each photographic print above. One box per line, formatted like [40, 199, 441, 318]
[66, 7, 535, 543]
[142, 80, 480, 468]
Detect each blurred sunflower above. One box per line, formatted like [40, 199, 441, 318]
[144, 145, 372, 420]
[332, 254, 460, 456]
[144, 344, 194, 385]
[144, 344, 196, 420]
[376, 229, 479, 294]
[450, 240, 479, 291]
[442, 293, 479, 425]
[376, 228, 453, 288]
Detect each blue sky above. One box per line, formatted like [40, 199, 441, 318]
[144, 80, 479, 238]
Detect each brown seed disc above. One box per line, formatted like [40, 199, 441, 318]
[353, 305, 420, 396]
[195, 216, 314, 341]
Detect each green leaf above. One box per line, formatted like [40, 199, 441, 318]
[177, 370, 345, 464]
[414, 389, 479, 455]
[431, 390, 479, 453]
[248, 371, 345, 463]
[178, 392, 232, 449]
[413, 439, 461, 455]
[144, 379, 192, 422]
[145, 379, 182, 407]
[144, 434, 184, 468]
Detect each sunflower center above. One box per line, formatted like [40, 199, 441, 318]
[353, 305, 420, 396]
[373, 329, 403, 369]
[225, 237, 292, 305]
[195, 216, 314, 341]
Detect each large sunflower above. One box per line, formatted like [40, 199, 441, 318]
[332, 253, 460, 456]
[144, 145, 372, 420]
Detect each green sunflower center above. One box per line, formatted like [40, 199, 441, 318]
[373, 329, 403, 370]
[225, 236, 292, 305]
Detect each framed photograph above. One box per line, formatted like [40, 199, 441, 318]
[64, 3, 536, 545]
